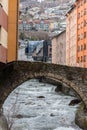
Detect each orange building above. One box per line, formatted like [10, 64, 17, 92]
[7, 0, 19, 62]
[0, 0, 19, 63]
[76, 0, 87, 68]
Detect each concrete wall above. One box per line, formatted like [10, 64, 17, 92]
[66, 5, 77, 67]
[52, 30, 66, 65]
[52, 37, 57, 63]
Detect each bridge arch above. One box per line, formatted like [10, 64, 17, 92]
[0, 61, 87, 110]
[0, 75, 85, 110]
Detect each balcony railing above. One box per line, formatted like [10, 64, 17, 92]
[0, 0, 2, 5]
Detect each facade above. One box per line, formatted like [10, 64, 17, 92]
[7, 0, 19, 62]
[0, 0, 8, 63]
[66, 4, 77, 66]
[76, 0, 87, 68]
[52, 30, 66, 65]
[0, 0, 19, 63]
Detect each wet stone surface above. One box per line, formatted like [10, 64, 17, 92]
[3, 79, 83, 130]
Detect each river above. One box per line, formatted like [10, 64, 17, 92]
[3, 79, 83, 130]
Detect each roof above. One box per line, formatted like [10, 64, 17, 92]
[18, 20, 23, 24]
[66, 1, 76, 16]
[52, 30, 66, 39]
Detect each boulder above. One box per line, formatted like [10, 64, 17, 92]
[69, 99, 81, 106]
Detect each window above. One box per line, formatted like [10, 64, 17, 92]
[78, 35, 80, 41]
[84, 8, 86, 15]
[81, 11, 84, 17]
[80, 34, 83, 40]
[81, 22, 83, 28]
[78, 57, 80, 63]
[78, 46, 80, 52]
[78, 3, 80, 8]
[78, 13, 80, 19]
[83, 55, 86, 62]
[84, 20, 86, 26]
[50, 48, 52, 52]
[84, 32, 86, 38]
[84, 44, 86, 50]
[81, 56, 83, 62]
[84, 0, 86, 3]
[81, 45, 83, 51]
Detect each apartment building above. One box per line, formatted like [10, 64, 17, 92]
[7, 0, 19, 62]
[52, 30, 66, 65]
[76, 0, 87, 68]
[0, 0, 8, 63]
[0, 0, 19, 63]
[66, 4, 77, 66]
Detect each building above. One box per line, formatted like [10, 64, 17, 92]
[76, 0, 87, 68]
[0, 0, 19, 63]
[7, 0, 19, 62]
[66, 4, 77, 66]
[32, 40, 52, 62]
[52, 30, 66, 65]
[0, 0, 8, 63]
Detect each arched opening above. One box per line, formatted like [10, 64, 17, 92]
[3, 78, 82, 130]
[0, 68, 85, 111]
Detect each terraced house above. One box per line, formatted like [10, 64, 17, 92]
[0, 0, 19, 63]
[66, 0, 87, 68]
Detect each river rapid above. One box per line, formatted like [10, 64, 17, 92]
[3, 79, 83, 130]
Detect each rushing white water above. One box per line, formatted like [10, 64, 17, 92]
[3, 79, 83, 130]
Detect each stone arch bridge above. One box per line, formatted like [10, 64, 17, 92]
[0, 61, 87, 110]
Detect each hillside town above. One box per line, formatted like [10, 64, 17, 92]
[19, 0, 73, 35]
[0, 0, 87, 68]
[18, 0, 75, 63]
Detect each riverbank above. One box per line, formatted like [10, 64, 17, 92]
[55, 84, 87, 130]
[41, 78, 87, 130]
[75, 103, 87, 130]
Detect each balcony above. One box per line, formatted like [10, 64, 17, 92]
[0, 1, 2, 5]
